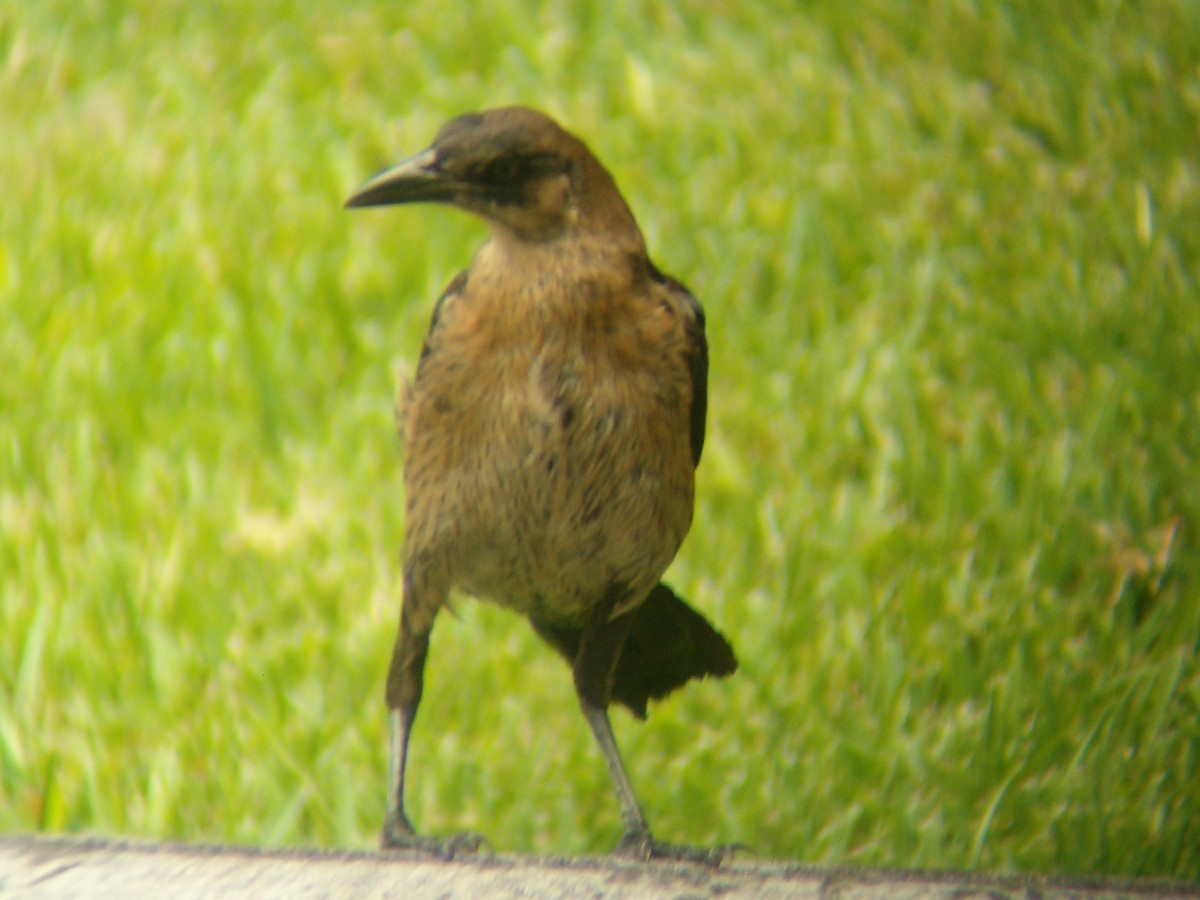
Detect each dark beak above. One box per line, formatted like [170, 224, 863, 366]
[344, 147, 452, 208]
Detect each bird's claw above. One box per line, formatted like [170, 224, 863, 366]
[381, 813, 491, 859]
[615, 830, 744, 866]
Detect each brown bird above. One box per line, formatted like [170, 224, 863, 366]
[345, 107, 737, 863]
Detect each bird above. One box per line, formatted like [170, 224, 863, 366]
[345, 106, 737, 863]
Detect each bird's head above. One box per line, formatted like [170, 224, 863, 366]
[345, 107, 636, 244]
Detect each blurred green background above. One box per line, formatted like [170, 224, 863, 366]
[2, 0, 1198, 880]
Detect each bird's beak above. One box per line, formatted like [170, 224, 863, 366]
[344, 147, 451, 208]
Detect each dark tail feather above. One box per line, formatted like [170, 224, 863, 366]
[531, 582, 737, 720]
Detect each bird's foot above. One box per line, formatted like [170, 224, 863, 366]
[380, 811, 490, 859]
[615, 829, 743, 866]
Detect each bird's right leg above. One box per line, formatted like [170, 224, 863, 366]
[575, 592, 738, 866]
[381, 575, 486, 857]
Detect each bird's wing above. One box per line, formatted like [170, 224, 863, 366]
[397, 270, 468, 447]
[417, 269, 468, 365]
[681, 288, 708, 468]
[649, 264, 708, 468]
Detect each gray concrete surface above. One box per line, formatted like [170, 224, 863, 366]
[0, 834, 1195, 899]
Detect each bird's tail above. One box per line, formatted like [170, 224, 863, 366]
[532, 582, 737, 720]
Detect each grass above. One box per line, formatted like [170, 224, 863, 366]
[2, 0, 1198, 881]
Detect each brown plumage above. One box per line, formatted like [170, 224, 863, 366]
[345, 107, 737, 862]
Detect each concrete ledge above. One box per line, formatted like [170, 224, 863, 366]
[0, 834, 1195, 899]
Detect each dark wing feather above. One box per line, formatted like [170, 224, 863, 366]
[417, 269, 468, 365]
[398, 270, 468, 444]
[647, 262, 708, 467]
[681, 290, 708, 467]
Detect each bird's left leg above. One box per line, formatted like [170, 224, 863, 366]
[573, 594, 735, 865]
[381, 574, 486, 857]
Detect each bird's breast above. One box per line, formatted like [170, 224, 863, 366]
[401, 282, 695, 624]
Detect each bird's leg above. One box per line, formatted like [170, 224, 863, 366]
[579, 699, 650, 836]
[574, 601, 735, 866]
[383, 702, 419, 840]
[381, 593, 486, 858]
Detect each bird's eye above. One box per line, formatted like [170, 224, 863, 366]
[476, 158, 525, 187]
[475, 153, 568, 189]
